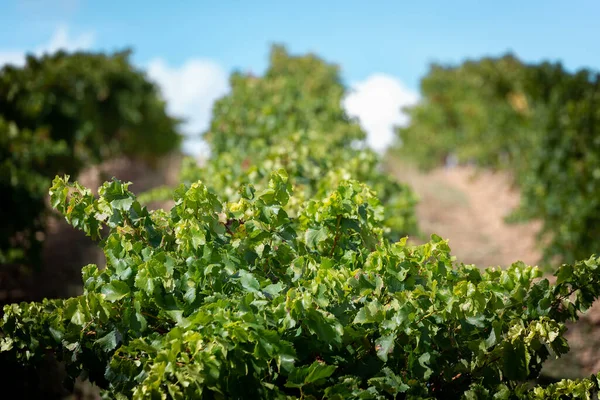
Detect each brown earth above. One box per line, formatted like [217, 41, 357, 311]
[0, 153, 184, 304]
[386, 157, 600, 380]
[386, 159, 542, 268]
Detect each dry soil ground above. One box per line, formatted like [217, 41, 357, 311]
[386, 158, 542, 268]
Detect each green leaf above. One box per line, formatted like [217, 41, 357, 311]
[485, 321, 502, 349]
[465, 314, 486, 328]
[260, 204, 282, 225]
[353, 300, 384, 324]
[305, 309, 343, 345]
[304, 361, 337, 384]
[95, 329, 121, 352]
[278, 350, 296, 373]
[184, 286, 197, 303]
[101, 281, 131, 301]
[375, 334, 395, 362]
[556, 264, 574, 285]
[191, 227, 206, 248]
[131, 300, 147, 332]
[102, 180, 135, 211]
[368, 367, 410, 394]
[305, 227, 328, 250]
[238, 270, 260, 293]
[286, 361, 337, 389]
[135, 268, 154, 294]
[241, 184, 256, 200]
[49, 327, 64, 342]
[71, 308, 86, 326]
[502, 341, 529, 380]
[111, 197, 134, 211]
[420, 353, 433, 379]
[263, 282, 284, 297]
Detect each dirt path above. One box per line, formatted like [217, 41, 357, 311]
[386, 159, 542, 268]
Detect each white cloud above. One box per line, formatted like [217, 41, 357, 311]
[146, 58, 229, 156]
[41, 25, 94, 54]
[0, 25, 227, 157]
[0, 24, 94, 68]
[343, 74, 419, 152]
[182, 137, 210, 159]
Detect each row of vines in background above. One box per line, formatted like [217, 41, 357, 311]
[395, 54, 600, 265]
[0, 50, 181, 274]
[142, 45, 418, 241]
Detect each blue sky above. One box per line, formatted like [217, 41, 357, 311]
[1, 0, 599, 153]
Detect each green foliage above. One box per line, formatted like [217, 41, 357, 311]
[205, 45, 364, 155]
[395, 55, 533, 171]
[174, 45, 417, 240]
[0, 49, 181, 164]
[2, 174, 600, 398]
[515, 67, 600, 264]
[0, 117, 68, 265]
[0, 49, 181, 268]
[396, 54, 600, 264]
